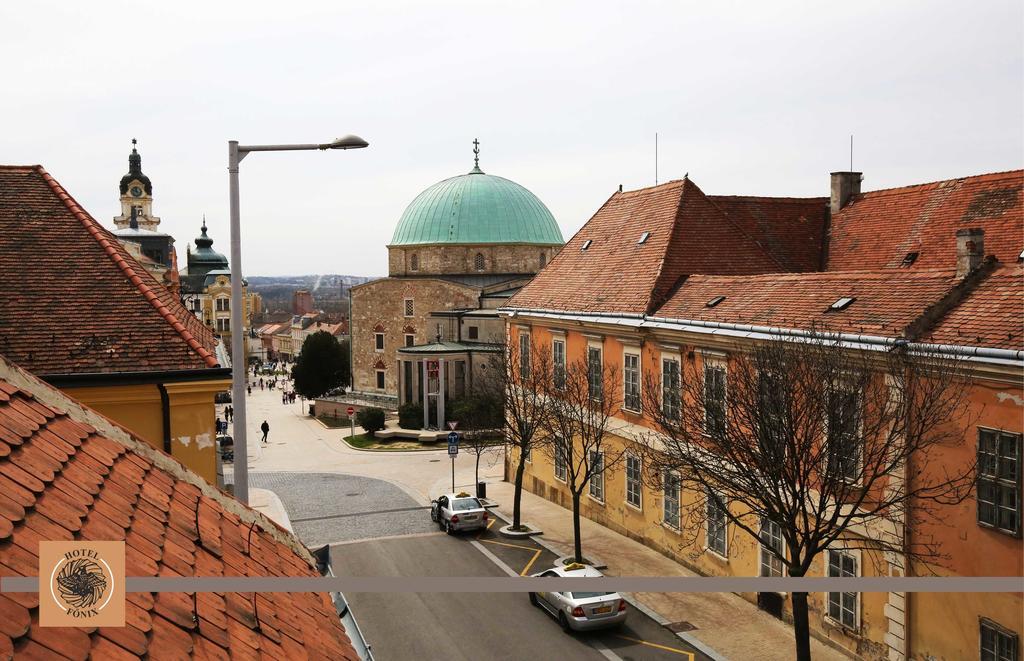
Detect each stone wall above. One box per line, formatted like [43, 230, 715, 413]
[350, 277, 481, 394]
[388, 244, 559, 277]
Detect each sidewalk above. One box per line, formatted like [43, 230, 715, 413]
[487, 481, 848, 661]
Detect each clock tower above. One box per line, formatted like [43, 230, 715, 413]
[113, 138, 161, 231]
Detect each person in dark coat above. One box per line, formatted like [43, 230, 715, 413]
[260, 420, 270, 444]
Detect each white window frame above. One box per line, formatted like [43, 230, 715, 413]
[663, 471, 680, 530]
[824, 547, 860, 631]
[588, 450, 605, 503]
[625, 453, 642, 510]
[981, 617, 1019, 661]
[553, 440, 567, 483]
[661, 355, 681, 421]
[759, 517, 785, 578]
[374, 333, 385, 352]
[977, 427, 1022, 537]
[623, 351, 641, 413]
[403, 298, 414, 318]
[705, 489, 728, 559]
[375, 369, 386, 390]
[552, 339, 566, 390]
[703, 357, 727, 436]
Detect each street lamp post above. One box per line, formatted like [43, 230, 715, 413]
[228, 135, 368, 505]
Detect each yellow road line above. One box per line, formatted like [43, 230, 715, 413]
[615, 634, 694, 659]
[476, 518, 496, 540]
[480, 538, 539, 552]
[520, 549, 542, 576]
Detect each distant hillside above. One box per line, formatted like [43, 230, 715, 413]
[247, 274, 377, 315]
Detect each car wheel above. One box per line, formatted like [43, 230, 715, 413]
[445, 520, 455, 535]
[528, 592, 538, 607]
[558, 611, 571, 633]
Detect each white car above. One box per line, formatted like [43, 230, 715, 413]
[430, 492, 489, 534]
[529, 563, 627, 632]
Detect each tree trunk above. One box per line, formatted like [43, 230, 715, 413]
[512, 452, 526, 530]
[474, 441, 481, 491]
[571, 492, 583, 563]
[790, 581, 812, 661]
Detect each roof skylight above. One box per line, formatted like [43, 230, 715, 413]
[828, 296, 856, 311]
[638, 231, 651, 244]
[706, 296, 725, 308]
[581, 239, 592, 251]
[901, 251, 919, 266]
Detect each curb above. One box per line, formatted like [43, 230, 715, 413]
[489, 504, 727, 661]
[497, 523, 544, 539]
[339, 435, 447, 453]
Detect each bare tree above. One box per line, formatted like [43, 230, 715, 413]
[479, 336, 553, 531]
[450, 389, 503, 491]
[639, 335, 974, 661]
[544, 357, 625, 563]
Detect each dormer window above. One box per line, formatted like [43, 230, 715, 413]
[706, 296, 725, 308]
[901, 251, 919, 267]
[828, 297, 856, 312]
[638, 232, 651, 244]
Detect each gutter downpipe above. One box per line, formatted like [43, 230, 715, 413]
[157, 383, 172, 454]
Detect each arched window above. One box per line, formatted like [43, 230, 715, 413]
[474, 252, 485, 271]
[410, 253, 419, 271]
[540, 252, 547, 268]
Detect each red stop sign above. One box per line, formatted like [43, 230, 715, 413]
[347, 407, 355, 416]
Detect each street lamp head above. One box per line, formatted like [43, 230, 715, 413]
[323, 135, 369, 150]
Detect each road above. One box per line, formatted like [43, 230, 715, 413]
[259, 470, 708, 661]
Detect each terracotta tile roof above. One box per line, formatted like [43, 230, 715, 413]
[0, 353, 358, 659]
[0, 165, 219, 375]
[510, 178, 819, 314]
[922, 264, 1024, 350]
[827, 170, 1023, 271]
[653, 269, 960, 337]
[708, 195, 827, 272]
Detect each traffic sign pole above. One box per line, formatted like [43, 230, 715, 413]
[447, 431, 460, 492]
[348, 406, 355, 441]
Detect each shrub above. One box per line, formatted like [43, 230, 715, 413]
[398, 403, 423, 429]
[355, 407, 386, 437]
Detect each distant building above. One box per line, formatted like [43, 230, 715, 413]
[350, 141, 563, 424]
[179, 219, 261, 362]
[293, 288, 315, 315]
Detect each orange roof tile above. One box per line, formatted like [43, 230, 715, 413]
[0, 165, 219, 375]
[827, 170, 1023, 271]
[0, 354, 358, 659]
[922, 264, 1024, 350]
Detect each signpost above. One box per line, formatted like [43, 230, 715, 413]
[348, 406, 355, 442]
[448, 431, 459, 492]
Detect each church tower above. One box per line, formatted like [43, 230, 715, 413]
[113, 138, 161, 231]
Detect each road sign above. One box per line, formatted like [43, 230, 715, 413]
[447, 431, 459, 456]
[347, 406, 354, 416]
[447, 421, 458, 431]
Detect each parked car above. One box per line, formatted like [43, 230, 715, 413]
[430, 492, 488, 534]
[214, 391, 232, 404]
[529, 563, 627, 632]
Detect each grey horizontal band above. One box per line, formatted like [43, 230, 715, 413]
[4, 576, 1021, 593]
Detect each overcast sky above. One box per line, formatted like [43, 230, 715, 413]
[3, 1, 1021, 277]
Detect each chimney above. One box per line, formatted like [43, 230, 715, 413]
[830, 171, 862, 215]
[956, 228, 985, 278]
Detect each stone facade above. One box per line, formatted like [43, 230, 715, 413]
[350, 277, 480, 395]
[388, 243, 557, 277]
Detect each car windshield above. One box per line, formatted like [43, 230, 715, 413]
[451, 498, 481, 511]
[571, 592, 614, 599]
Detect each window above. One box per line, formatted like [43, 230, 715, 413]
[216, 297, 229, 312]
[192, 299, 202, 312]
[828, 296, 856, 311]
[625, 454, 642, 509]
[826, 385, 862, 482]
[410, 253, 419, 271]
[706, 490, 727, 557]
[638, 231, 651, 244]
[704, 363, 727, 436]
[374, 333, 385, 351]
[623, 353, 641, 412]
[981, 618, 1019, 661]
[554, 441, 567, 482]
[760, 518, 784, 578]
[661, 358, 681, 420]
[706, 295, 725, 308]
[581, 239, 592, 251]
[758, 369, 787, 460]
[552, 340, 566, 390]
[375, 370, 385, 390]
[404, 299, 414, 317]
[589, 451, 604, 501]
[474, 252, 485, 271]
[663, 472, 680, 529]
[540, 252, 547, 267]
[216, 319, 230, 332]
[978, 428, 1021, 536]
[467, 326, 479, 340]
[519, 334, 531, 379]
[524, 445, 532, 464]
[826, 550, 858, 629]
[405, 334, 415, 347]
[588, 347, 603, 399]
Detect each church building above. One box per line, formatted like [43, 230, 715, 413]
[349, 141, 563, 426]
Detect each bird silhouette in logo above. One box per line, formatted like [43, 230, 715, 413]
[56, 558, 107, 609]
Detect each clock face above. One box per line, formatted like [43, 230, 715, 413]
[130, 186, 143, 198]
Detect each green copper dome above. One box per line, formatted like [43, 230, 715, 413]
[390, 166, 563, 246]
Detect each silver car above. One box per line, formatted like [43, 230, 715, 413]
[529, 563, 627, 632]
[430, 492, 489, 534]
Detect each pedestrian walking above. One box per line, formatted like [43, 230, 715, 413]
[247, 385, 252, 395]
[260, 420, 270, 444]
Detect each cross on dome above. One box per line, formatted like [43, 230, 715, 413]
[470, 138, 483, 174]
